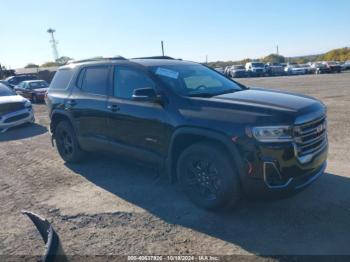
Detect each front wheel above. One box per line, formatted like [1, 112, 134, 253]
[55, 121, 85, 163]
[177, 142, 241, 210]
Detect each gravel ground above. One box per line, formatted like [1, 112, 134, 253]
[1, 72, 350, 259]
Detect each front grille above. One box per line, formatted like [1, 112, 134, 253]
[294, 116, 327, 157]
[4, 113, 30, 123]
[0, 102, 25, 115]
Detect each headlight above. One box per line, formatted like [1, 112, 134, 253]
[24, 100, 32, 108]
[251, 126, 292, 142]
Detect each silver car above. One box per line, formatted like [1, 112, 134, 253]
[0, 83, 35, 133]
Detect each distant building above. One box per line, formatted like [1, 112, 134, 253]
[14, 66, 58, 83]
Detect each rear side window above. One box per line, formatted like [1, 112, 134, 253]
[81, 67, 109, 95]
[49, 69, 74, 90]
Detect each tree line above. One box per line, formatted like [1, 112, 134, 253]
[207, 47, 350, 68]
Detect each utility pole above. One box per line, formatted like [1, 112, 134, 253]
[47, 28, 59, 61]
[276, 45, 279, 56]
[161, 41, 165, 56]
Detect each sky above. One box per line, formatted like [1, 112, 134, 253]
[1, 0, 349, 68]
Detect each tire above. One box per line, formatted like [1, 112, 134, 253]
[54, 120, 85, 163]
[32, 95, 38, 104]
[177, 142, 241, 210]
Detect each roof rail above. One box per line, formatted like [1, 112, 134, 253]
[68, 56, 127, 64]
[132, 56, 175, 60]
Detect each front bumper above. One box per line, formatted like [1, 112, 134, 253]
[0, 108, 34, 132]
[238, 138, 328, 196]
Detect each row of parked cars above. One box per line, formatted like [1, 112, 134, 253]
[0, 75, 49, 132]
[0, 74, 49, 103]
[217, 60, 350, 78]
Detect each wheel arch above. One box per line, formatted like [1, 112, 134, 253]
[166, 127, 245, 183]
[50, 110, 77, 136]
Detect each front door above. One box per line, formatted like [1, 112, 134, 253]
[106, 65, 167, 161]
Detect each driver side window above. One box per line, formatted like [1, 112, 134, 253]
[113, 67, 155, 99]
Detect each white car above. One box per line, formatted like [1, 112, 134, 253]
[342, 61, 350, 71]
[245, 62, 266, 77]
[284, 64, 307, 75]
[0, 83, 35, 133]
[214, 67, 224, 74]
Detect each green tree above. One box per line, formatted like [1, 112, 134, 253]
[41, 61, 61, 67]
[56, 56, 73, 65]
[24, 63, 39, 68]
[262, 54, 285, 63]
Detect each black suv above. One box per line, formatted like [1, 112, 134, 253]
[5, 74, 38, 88]
[47, 57, 328, 210]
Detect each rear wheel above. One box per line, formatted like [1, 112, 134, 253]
[177, 142, 241, 210]
[32, 95, 38, 104]
[55, 121, 85, 163]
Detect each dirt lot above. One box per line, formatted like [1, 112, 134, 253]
[1, 72, 350, 259]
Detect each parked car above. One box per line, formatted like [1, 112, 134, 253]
[47, 56, 328, 211]
[4, 74, 38, 88]
[214, 67, 224, 74]
[0, 80, 12, 88]
[322, 61, 342, 73]
[228, 65, 247, 78]
[245, 62, 266, 77]
[311, 62, 331, 74]
[341, 60, 350, 71]
[265, 62, 285, 76]
[299, 64, 315, 74]
[0, 83, 34, 133]
[14, 80, 49, 103]
[224, 66, 232, 76]
[284, 63, 307, 75]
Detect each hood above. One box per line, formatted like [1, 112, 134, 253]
[181, 88, 326, 127]
[0, 95, 27, 105]
[211, 88, 322, 113]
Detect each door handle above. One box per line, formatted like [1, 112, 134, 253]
[107, 104, 120, 112]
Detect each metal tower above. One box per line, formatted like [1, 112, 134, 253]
[47, 28, 59, 61]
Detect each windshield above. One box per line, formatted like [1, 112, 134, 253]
[0, 84, 16, 96]
[251, 63, 264, 67]
[29, 81, 48, 89]
[233, 65, 245, 69]
[150, 64, 243, 97]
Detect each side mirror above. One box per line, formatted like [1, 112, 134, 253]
[132, 88, 159, 102]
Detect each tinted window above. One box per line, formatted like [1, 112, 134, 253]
[0, 84, 16, 96]
[114, 67, 155, 99]
[81, 67, 109, 95]
[50, 69, 74, 90]
[29, 81, 48, 89]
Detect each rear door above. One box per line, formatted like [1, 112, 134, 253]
[68, 65, 111, 150]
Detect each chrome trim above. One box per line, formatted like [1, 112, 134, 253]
[293, 114, 328, 163]
[263, 162, 293, 189]
[295, 162, 327, 189]
[263, 161, 327, 190]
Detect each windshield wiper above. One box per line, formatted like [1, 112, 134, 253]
[188, 93, 216, 98]
[188, 89, 240, 98]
